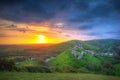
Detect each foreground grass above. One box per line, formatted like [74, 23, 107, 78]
[0, 72, 120, 80]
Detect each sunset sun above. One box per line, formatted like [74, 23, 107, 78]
[38, 35, 46, 44]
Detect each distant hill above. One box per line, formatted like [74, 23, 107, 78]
[84, 39, 120, 52]
[49, 39, 120, 75]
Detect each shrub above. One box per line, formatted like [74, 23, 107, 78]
[25, 66, 51, 73]
[78, 67, 89, 73]
[0, 58, 16, 71]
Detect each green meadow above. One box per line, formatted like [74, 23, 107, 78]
[0, 72, 120, 80]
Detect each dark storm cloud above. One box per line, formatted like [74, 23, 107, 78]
[66, 0, 113, 22]
[0, 0, 120, 39]
[111, 0, 120, 12]
[0, 0, 119, 22]
[0, 0, 69, 22]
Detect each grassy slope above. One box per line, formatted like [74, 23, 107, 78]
[0, 72, 120, 80]
[49, 49, 104, 70]
[49, 49, 78, 69]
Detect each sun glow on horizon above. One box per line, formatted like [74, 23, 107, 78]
[38, 35, 46, 44]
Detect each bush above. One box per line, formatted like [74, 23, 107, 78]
[101, 61, 115, 75]
[25, 66, 51, 73]
[78, 67, 89, 73]
[0, 58, 17, 71]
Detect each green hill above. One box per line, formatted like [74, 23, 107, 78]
[84, 39, 120, 52]
[49, 49, 105, 72]
[53, 39, 120, 53]
[49, 39, 120, 75]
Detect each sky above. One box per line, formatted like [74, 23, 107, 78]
[0, 0, 120, 44]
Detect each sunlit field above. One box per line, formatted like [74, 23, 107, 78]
[0, 72, 120, 80]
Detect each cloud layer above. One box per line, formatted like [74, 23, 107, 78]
[0, 0, 120, 40]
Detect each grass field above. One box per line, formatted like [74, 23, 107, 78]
[0, 72, 120, 80]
